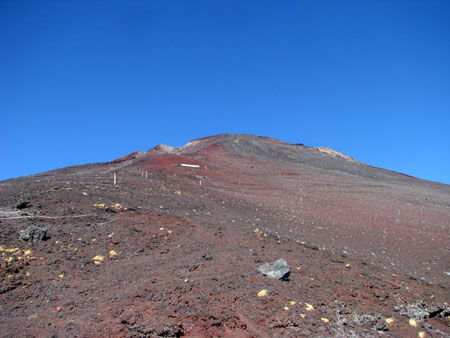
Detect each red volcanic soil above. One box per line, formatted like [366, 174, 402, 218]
[1, 134, 449, 337]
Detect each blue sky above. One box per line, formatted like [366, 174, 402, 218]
[1, 1, 449, 184]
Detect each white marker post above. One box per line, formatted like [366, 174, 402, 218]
[180, 164, 200, 168]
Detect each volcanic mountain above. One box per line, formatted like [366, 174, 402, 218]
[1, 134, 449, 337]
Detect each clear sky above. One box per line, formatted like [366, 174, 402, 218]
[1, 1, 449, 184]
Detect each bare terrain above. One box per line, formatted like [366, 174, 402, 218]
[1, 134, 449, 337]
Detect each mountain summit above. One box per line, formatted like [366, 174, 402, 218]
[1, 134, 449, 337]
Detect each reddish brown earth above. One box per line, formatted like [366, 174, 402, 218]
[1, 134, 449, 337]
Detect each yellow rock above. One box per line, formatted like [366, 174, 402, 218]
[289, 301, 296, 306]
[111, 203, 126, 210]
[345, 263, 351, 268]
[159, 227, 165, 231]
[175, 191, 181, 195]
[6, 256, 13, 263]
[91, 238, 96, 242]
[257, 289, 268, 297]
[305, 303, 314, 311]
[409, 318, 418, 327]
[418, 331, 427, 338]
[59, 274, 64, 278]
[92, 255, 105, 264]
[321, 318, 329, 323]
[168, 230, 172, 234]
[385, 317, 394, 325]
[283, 306, 289, 311]
[300, 313, 306, 318]
[109, 250, 118, 257]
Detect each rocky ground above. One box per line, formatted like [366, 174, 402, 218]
[1, 134, 449, 337]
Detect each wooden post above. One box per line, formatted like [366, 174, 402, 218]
[114, 173, 117, 185]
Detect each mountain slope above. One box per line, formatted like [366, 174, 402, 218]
[1, 134, 449, 337]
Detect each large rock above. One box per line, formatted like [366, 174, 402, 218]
[257, 258, 290, 280]
[19, 225, 49, 242]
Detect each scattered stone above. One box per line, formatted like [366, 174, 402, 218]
[92, 255, 105, 265]
[305, 303, 314, 311]
[257, 289, 268, 297]
[385, 317, 395, 325]
[129, 322, 184, 337]
[199, 253, 212, 261]
[352, 312, 388, 331]
[19, 225, 49, 242]
[409, 318, 418, 327]
[394, 301, 450, 321]
[257, 258, 290, 280]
